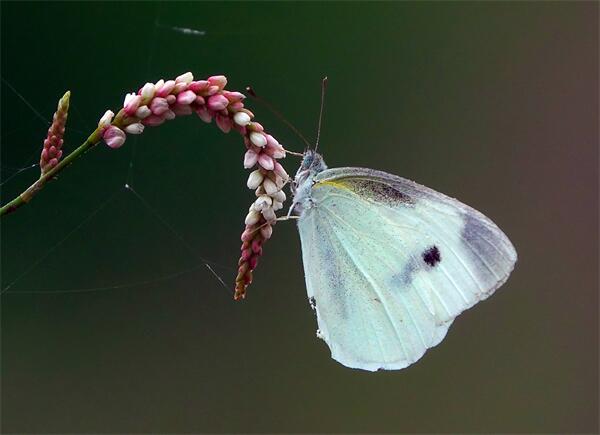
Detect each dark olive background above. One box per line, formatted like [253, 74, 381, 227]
[1, 2, 598, 433]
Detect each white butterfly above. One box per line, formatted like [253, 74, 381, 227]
[291, 150, 517, 371]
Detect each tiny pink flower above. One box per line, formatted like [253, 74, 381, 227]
[261, 207, 276, 223]
[195, 95, 205, 106]
[250, 132, 267, 147]
[216, 114, 232, 133]
[243, 149, 259, 168]
[135, 105, 151, 119]
[260, 225, 273, 240]
[188, 80, 209, 93]
[246, 169, 264, 189]
[234, 111, 251, 126]
[98, 110, 114, 129]
[103, 125, 126, 149]
[123, 93, 142, 115]
[208, 75, 227, 90]
[258, 153, 275, 170]
[142, 115, 165, 127]
[230, 101, 245, 111]
[156, 80, 176, 97]
[166, 94, 177, 105]
[163, 109, 176, 120]
[176, 71, 194, 84]
[222, 91, 245, 102]
[254, 195, 272, 211]
[150, 97, 169, 115]
[262, 178, 278, 195]
[172, 104, 193, 116]
[245, 210, 261, 226]
[177, 90, 196, 105]
[248, 122, 264, 132]
[196, 106, 212, 123]
[140, 82, 156, 102]
[172, 82, 189, 94]
[271, 189, 286, 203]
[124, 123, 145, 134]
[207, 94, 229, 111]
[273, 161, 289, 180]
[206, 85, 220, 96]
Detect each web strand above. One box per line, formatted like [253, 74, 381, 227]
[1, 188, 122, 295]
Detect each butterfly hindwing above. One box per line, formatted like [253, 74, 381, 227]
[297, 167, 517, 371]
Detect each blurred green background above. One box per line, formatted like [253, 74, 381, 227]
[1, 2, 597, 433]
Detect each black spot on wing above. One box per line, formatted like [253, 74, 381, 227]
[343, 179, 414, 206]
[309, 296, 316, 311]
[422, 246, 441, 267]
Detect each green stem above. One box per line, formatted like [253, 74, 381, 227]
[1, 128, 103, 217]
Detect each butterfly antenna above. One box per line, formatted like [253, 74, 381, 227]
[314, 76, 328, 154]
[245, 86, 311, 151]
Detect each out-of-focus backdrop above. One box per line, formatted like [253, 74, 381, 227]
[1, 2, 597, 433]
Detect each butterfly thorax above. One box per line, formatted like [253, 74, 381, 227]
[290, 150, 328, 215]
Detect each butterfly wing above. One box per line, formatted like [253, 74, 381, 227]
[297, 167, 517, 371]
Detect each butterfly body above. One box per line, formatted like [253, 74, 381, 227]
[292, 151, 517, 371]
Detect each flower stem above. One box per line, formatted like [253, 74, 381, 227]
[0, 128, 103, 217]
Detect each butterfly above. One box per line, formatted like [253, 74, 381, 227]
[290, 150, 517, 371]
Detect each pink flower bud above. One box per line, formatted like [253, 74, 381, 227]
[163, 109, 176, 120]
[245, 210, 261, 226]
[98, 110, 114, 129]
[208, 75, 227, 90]
[271, 189, 286, 203]
[195, 96, 205, 106]
[248, 256, 259, 270]
[189, 81, 209, 93]
[207, 94, 229, 111]
[260, 225, 273, 240]
[230, 101, 245, 111]
[250, 132, 267, 147]
[123, 93, 142, 115]
[248, 122, 264, 132]
[124, 123, 145, 134]
[222, 91, 245, 102]
[176, 71, 194, 84]
[141, 82, 156, 102]
[273, 162, 289, 180]
[234, 111, 251, 126]
[103, 125, 126, 149]
[254, 195, 272, 211]
[247, 169, 264, 189]
[150, 97, 169, 115]
[177, 90, 197, 105]
[172, 104, 193, 116]
[244, 149, 259, 168]
[251, 239, 262, 253]
[261, 207, 276, 222]
[262, 178, 278, 195]
[142, 115, 165, 127]
[241, 229, 254, 242]
[135, 105, 151, 119]
[172, 82, 188, 94]
[166, 94, 177, 105]
[258, 153, 275, 171]
[195, 106, 212, 123]
[215, 114, 232, 133]
[156, 80, 176, 97]
[206, 85, 220, 96]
